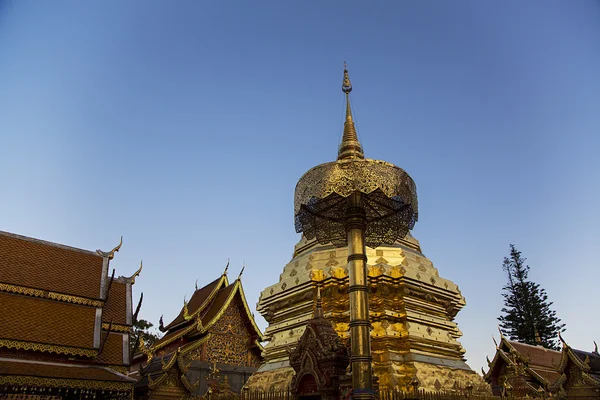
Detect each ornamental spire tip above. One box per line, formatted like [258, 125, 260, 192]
[338, 62, 364, 160]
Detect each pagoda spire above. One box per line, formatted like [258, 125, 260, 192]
[338, 62, 364, 160]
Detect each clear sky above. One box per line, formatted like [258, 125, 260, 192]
[1, 1, 599, 374]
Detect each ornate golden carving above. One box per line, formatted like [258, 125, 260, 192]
[0, 375, 132, 391]
[0, 283, 103, 307]
[102, 323, 131, 332]
[0, 339, 97, 358]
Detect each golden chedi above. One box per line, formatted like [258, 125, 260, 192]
[245, 65, 488, 393]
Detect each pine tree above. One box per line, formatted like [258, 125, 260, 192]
[498, 244, 565, 350]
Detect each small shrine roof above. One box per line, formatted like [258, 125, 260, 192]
[0, 230, 106, 300]
[0, 291, 97, 351]
[0, 357, 136, 383]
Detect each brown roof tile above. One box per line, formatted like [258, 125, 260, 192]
[508, 340, 562, 369]
[0, 232, 105, 299]
[0, 358, 135, 382]
[95, 332, 126, 365]
[0, 292, 96, 349]
[103, 281, 128, 325]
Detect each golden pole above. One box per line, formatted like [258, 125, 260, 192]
[345, 192, 375, 400]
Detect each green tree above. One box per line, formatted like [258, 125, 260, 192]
[498, 244, 565, 350]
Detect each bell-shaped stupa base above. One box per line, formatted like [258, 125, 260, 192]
[244, 234, 489, 393]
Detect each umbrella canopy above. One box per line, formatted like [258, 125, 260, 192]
[293, 65, 418, 248]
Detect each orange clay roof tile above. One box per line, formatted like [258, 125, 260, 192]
[0, 292, 97, 349]
[0, 232, 105, 300]
[103, 281, 128, 326]
[95, 332, 126, 366]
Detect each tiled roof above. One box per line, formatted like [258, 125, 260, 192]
[0, 231, 104, 300]
[95, 332, 126, 366]
[164, 276, 224, 330]
[509, 341, 562, 369]
[0, 292, 96, 349]
[103, 280, 128, 325]
[0, 358, 135, 383]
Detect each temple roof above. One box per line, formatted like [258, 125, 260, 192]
[0, 230, 107, 300]
[485, 337, 562, 388]
[0, 230, 137, 367]
[163, 274, 228, 331]
[151, 276, 264, 352]
[0, 357, 136, 384]
[0, 291, 97, 352]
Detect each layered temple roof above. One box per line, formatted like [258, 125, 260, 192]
[0, 230, 139, 395]
[485, 334, 600, 397]
[136, 270, 265, 396]
[149, 271, 265, 354]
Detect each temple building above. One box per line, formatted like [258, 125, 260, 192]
[0, 230, 140, 398]
[244, 68, 488, 393]
[485, 334, 600, 398]
[135, 268, 264, 399]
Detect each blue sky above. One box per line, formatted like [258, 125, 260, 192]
[1, 1, 599, 373]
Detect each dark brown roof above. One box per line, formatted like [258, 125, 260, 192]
[0, 358, 135, 383]
[164, 275, 225, 330]
[201, 283, 237, 325]
[0, 231, 105, 300]
[572, 349, 600, 375]
[0, 292, 96, 349]
[103, 280, 128, 325]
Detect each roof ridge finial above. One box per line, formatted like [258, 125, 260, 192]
[223, 258, 230, 276]
[338, 61, 364, 160]
[237, 262, 245, 281]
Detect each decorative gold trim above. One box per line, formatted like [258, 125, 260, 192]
[151, 322, 197, 352]
[0, 375, 133, 390]
[0, 282, 103, 307]
[108, 365, 129, 375]
[102, 323, 131, 332]
[48, 292, 103, 307]
[0, 339, 97, 358]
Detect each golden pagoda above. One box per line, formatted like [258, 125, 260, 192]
[245, 66, 489, 393]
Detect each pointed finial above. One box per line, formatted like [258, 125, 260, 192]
[594, 341, 598, 355]
[223, 259, 230, 275]
[195, 279, 198, 291]
[128, 260, 143, 284]
[492, 335, 498, 349]
[338, 62, 364, 160]
[159, 315, 166, 332]
[237, 263, 245, 280]
[96, 236, 123, 260]
[313, 285, 323, 318]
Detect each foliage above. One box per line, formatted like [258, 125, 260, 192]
[498, 244, 565, 350]
[131, 318, 162, 352]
